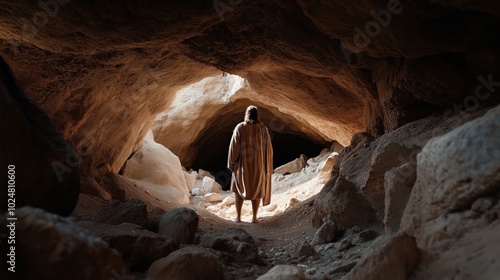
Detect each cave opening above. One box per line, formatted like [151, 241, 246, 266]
[191, 129, 329, 190]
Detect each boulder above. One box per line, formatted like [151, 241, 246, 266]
[274, 155, 307, 175]
[122, 132, 190, 201]
[80, 176, 112, 201]
[201, 177, 222, 193]
[257, 265, 307, 280]
[402, 105, 500, 254]
[313, 177, 376, 229]
[363, 143, 420, 220]
[159, 207, 199, 245]
[345, 234, 419, 280]
[384, 162, 417, 233]
[200, 227, 260, 263]
[0, 57, 79, 216]
[295, 240, 316, 257]
[95, 199, 148, 228]
[3, 207, 124, 280]
[318, 152, 338, 183]
[147, 246, 224, 280]
[311, 220, 341, 245]
[354, 229, 378, 243]
[78, 221, 178, 272]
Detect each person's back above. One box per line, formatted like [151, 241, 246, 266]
[228, 106, 273, 223]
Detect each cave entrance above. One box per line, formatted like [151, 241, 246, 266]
[191, 129, 329, 190]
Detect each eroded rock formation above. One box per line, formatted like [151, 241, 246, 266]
[2, 0, 499, 177]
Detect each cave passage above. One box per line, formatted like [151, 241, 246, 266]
[191, 129, 328, 190]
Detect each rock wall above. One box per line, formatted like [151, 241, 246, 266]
[1, 1, 499, 177]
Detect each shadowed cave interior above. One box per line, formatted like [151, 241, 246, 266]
[1, 1, 500, 279]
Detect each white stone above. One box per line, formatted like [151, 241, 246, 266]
[191, 188, 205, 196]
[204, 193, 223, 203]
[264, 203, 277, 212]
[201, 177, 222, 194]
[222, 196, 235, 206]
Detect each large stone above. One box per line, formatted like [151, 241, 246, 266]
[311, 220, 341, 245]
[257, 265, 307, 280]
[159, 207, 199, 245]
[295, 240, 316, 257]
[1, 207, 124, 280]
[274, 155, 307, 175]
[0, 57, 80, 216]
[122, 131, 190, 204]
[78, 221, 178, 272]
[147, 246, 224, 280]
[401, 105, 500, 253]
[95, 199, 148, 228]
[384, 162, 417, 233]
[200, 227, 260, 264]
[318, 152, 338, 183]
[363, 143, 420, 220]
[345, 234, 420, 280]
[313, 177, 376, 229]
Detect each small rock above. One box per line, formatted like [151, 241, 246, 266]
[284, 198, 301, 211]
[257, 265, 307, 280]
[201, 177, 222, 193]
[222, 196, 235, 206]
[345, 226, 363, 236]
[356, 229, 378, 243]
[198, 169, 215, 180]
[296, 240, 316, 257]
[265, 203, 278, 212]
[338, 239, 353, 252]
[329, 262, 357, 274]
[274, 156, 307, 175]
[305, 267, 317, 275]
[312, 220, 341, 245]
[191, 187, 205, 196]
[204, 192, 223, 203]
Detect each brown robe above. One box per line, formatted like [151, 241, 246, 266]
[228, 121, 273, 206]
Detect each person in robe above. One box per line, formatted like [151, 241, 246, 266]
[228, 105, 273, 223]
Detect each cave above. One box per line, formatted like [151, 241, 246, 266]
[1, 1, 500, 279]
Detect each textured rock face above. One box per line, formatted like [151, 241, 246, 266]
[0, 57, 79, 216]
[1, 1, 499, 177]
[2, 207, 124, 280]
[401, 105, 500, 255]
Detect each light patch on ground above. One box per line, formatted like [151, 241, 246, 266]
[190, 149, 332, 222]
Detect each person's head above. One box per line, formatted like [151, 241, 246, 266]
[244, 105, 259, 124]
